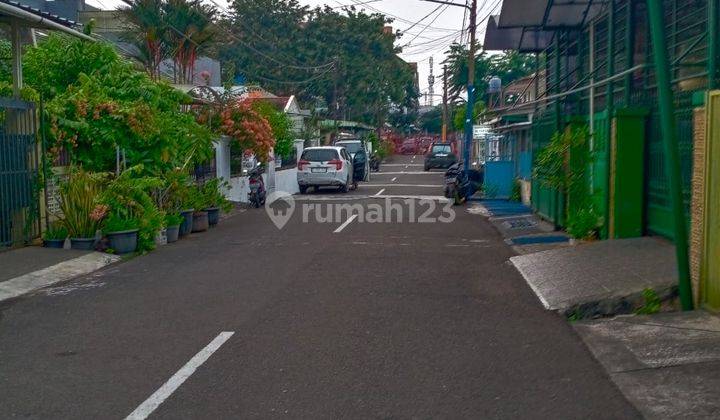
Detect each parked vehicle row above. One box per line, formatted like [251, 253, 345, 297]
[297, 137, 376, 194]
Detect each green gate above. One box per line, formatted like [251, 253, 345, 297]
[644, 91, 695, 239]
[0, 98, 40, 249]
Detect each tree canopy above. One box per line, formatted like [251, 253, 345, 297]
[443, 43, 537, 105]
[220, 1, 419, 128]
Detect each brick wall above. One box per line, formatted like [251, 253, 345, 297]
[690, 106, 706, 306]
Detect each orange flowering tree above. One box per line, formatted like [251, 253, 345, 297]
[218, 100, 275, 161]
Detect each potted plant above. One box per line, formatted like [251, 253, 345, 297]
[179, 207, 195, 236]
[199, 179, 233, 227]
[165, 213, 183, 243]
[59, 169, 106, 250]
[103, 214, 139, 254]
[187, 184, 210, 233]
[100, 166, 164, 253]
[43, 222, 68, 249]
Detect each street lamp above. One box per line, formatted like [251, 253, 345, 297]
[422, 0, 476, 172]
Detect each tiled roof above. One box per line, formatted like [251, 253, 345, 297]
[0, 0, 80, 28]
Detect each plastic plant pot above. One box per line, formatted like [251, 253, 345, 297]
[205, 207, 220, 227]
[191, 211, 209, 233]
[107, 229, 138, 254]
[70, 237, 96, 250]
[179, 209, 194, 237]
[43, 239, 65, 249]
[166, 225, 180, 243]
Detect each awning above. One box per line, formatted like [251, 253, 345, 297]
[497, 0, 607, 29]
[483, 15, 554, 52]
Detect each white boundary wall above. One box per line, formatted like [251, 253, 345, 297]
[218, 138, 305, 203]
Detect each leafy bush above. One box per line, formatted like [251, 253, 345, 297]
[252, 100, 294, 157]
[198, 178, 232, 212]
[59, 169, 106, 238]
[566, 205, 599, 240]
[164, 213, 184, 227]
[509, 178, 522, 202]
[103, 213, 140, 233]
[218, 101, 275, 161]
[43, 222, 68, 240]
[100, 166, 164, 252]
[534, 126, 599, 239]
[635, 288, 662, 315]
[24, 34, 214, 173]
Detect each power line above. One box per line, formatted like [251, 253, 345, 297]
[345, 0, 461, 32]
[400, 4, 451, 48]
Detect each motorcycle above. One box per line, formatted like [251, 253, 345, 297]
[247, 164, 266, 208]
[444, 162, 472, 205]
[370, 153, 381, 172]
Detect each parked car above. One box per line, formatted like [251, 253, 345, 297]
[424, 142, 457, 171]
[335, 139, 369, 182]
[297, 147, 354, 193]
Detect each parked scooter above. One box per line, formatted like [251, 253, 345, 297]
[444, 162, 471, 205]
[370, 153, 381, 172]
[247, 164, 266, 208]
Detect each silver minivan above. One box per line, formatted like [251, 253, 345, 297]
[297, 147, 354, 194]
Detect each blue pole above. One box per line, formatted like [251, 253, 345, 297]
[463, 84, 475, 172]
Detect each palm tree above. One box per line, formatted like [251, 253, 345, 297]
[119, 0, 167, 80]
[163, 0, 217, 84]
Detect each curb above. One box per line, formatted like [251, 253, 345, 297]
[0, 252, 121, 303]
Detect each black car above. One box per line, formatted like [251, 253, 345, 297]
[424, 143, 457, 171]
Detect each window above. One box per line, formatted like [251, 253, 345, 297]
[301, 149, 339, 162]
[431, 144, 452, 154]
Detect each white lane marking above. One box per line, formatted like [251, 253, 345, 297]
[368, 194, 450, 202]
[383, 164, 422, 167]
[334, 214, 358, 233]
[374, 188, 386, 196]
[371, 171, 438, 175]
[365, 184, 442, 188]
[391, 177, 397, 182]
[125, 332, 235, 420]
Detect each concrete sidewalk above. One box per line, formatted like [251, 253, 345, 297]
[510, 237, 677, 317]
[0, 246, 119, 303]
[575, 311, 720, 419]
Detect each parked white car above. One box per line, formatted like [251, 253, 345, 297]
[297, 146, 354, 194]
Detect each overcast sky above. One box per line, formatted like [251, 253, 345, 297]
[86, 0, 501, 105]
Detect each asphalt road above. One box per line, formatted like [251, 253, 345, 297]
[0, 154, 640, 419]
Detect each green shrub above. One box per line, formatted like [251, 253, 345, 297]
[59, 169, 106, 238]
[566, 205, 600, 240]
[43, 222, 68, 240]
[164, 213, 184, 227]
[199, 178, 232, 212]
[103, 213, 140, 234]
[635, 288, 662, 315]
[100, 166, 164, 252]
[509, 178, 522, 202]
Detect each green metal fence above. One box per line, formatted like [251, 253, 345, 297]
[0, 98, 41, 249]
[531, 0, 715, 239]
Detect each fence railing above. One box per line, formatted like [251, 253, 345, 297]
[0, 98, 40, 249]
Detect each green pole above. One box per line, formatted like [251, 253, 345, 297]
[605, 1, 615, 240]
[646, 0, 693, 310]
[709, 0, 718, 89]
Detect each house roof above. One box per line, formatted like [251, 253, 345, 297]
[0, 0, 79, 27]
[0, 0, 93, 41]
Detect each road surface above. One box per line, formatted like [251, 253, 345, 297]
[0, 154, 639, 419]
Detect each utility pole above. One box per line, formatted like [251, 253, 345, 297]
[423, 0, 476, 171]
[428, 56, 435, 107]
[647, 0, 693, 310]
[442, 64, 449, 143]
[464, 0, 477, 171]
